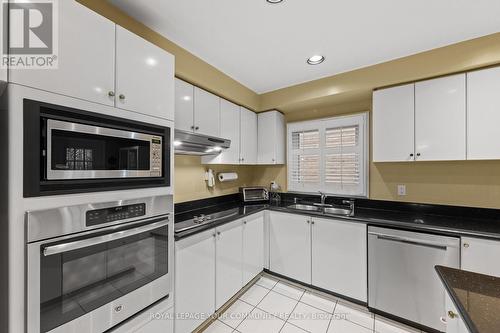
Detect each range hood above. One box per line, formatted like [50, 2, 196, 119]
[174, 130, 231, 155]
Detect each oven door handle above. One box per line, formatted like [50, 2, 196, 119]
[43, 220, 168, 257]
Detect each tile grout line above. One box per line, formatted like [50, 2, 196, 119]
[279, 289, 307, 333]
[233, 278, 277, 332]
[325, 299, 339, 333]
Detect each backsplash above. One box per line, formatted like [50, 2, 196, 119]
[174, 155, 285, 203]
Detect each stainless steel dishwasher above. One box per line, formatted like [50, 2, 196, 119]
[368, 226, 460, 332]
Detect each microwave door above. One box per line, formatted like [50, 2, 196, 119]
[46, 119, 160, 180]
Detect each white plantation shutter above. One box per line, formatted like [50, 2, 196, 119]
[288, 113, 368, 196]
[290, 130, 320, 188]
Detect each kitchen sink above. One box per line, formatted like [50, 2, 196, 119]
[323, 207, 352, 216]
[287, 204, 321, 212]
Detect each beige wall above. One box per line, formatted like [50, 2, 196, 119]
[81, 1, 500, 208]
[174, 155, 286, 203]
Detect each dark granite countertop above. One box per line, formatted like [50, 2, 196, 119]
[436, 266, 500, 333]
[174, 195, 500, 241]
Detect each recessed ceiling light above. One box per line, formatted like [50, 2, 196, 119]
[307, 55, 325, 65]
[266, 0, 283, 4]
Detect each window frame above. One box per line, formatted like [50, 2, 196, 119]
[287, 112, 369, 198]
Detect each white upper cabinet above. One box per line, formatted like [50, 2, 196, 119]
[175, 78, 195, 132]
[194, 87, 220, 137]
[240, 107, 258, 164]
[9, 0, 115, 106]
[258, 111, 286, 164]
[311, 217, 367, 302]
[269, 212, 311, 284]
[373, 84, 415, 162]
[115, 26, 174, 120]
[415, 74, 466, 161]
[461, 237, 500, 277]
[242, 215, 265, 285]
[215, 221, 243, 309]
[467, 67, 500, 160]
[202, 99, 240, 164]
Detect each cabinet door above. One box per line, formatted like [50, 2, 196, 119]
[175, 78, 194, 132]
[9, 0, 115, 106]
[240, 107, 258, 164]
[269, 212, 311, 284]
[258, 111, 286, 164]
[312, 217, 367, 301]
[194, 87, 220, 137]
[175, 229, 216, 333]
[216, 221, 243, 309]
[467, 67, 500, 160]
[373, 84, 415, 162]
[461, 237, 500, 277]
[116, 26, 174, 120]
[415, 74, 466, 161]
[202, 99, 240, 164]
[445, 293, 468, 333]
[242, 215, 264, 285]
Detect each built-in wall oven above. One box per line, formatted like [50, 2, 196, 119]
[26, 196, 173, 333]
[23, 99, 171, 197]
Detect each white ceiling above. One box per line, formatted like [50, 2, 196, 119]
[110, 0, 500, 94]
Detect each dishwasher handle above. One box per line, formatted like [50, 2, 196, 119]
[368, 231, 453, 250]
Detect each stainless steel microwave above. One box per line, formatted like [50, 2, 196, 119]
[23, 99, 171, 197]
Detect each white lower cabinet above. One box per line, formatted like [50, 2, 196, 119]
[311, 217, 367, 302]
[215, 221, 244, 309]
[444, 292, 468, 333]
[175, 214, 265, 332]
[461, 237, 500, 277]
[175, 229, 216, 333]
[269, 212, 312, 284]
[242, 215, 265, 285]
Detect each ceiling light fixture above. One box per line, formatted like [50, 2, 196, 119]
[307, 55, 325, 65]
[266, 0, 283, 4]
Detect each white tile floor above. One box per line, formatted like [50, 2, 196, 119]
[204, 275, 425, 333]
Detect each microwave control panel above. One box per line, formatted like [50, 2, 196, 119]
[151, 137, 162, 177]
[86, 203, 146, 227]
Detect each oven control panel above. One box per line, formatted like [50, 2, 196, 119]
[86, 203, 146, 226]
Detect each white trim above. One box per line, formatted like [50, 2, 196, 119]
[287, 112, 369, 198]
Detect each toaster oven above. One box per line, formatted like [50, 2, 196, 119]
[240, 187, 269, 203]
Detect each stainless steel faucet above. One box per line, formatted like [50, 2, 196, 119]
[343, 199, 355, 217]
[318, 191, 327, 205]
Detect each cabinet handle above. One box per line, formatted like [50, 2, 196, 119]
[463, 243, 470, 248]
[217, 232, 221, 236]
[195, 126, 199, 130]
[416, 153, 421, 157]
[307, 220, 310, 224]
[448, 311, 458, 319]
[108, 91, 115, 97]
[191, 126, 195, 130]
[212, 234, 216, 238]
[311, 221, 315, 225]
[409, 153, 414, 157]
[114, 305, 123, 313]
[243, 221, 247, 224]
[119, 94, 126, 100]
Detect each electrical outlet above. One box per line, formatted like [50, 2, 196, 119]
[397, 184, 407, 196]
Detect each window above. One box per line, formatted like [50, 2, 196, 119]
[287, 113, 368, 197]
